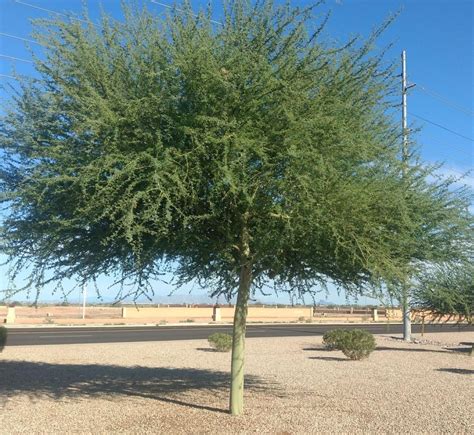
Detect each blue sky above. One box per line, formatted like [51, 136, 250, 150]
[0, 0, 472, 305]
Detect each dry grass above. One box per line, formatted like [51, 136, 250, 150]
[0, 332, 472, 434]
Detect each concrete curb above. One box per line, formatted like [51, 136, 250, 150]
[3, 321, 405, 329]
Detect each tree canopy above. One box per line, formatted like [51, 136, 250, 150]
[0, 0, 472, 414]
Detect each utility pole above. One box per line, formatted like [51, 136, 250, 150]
[402, 50, 409, 164]
[82, 282, 87, 320]
[401, 50, 415, 342]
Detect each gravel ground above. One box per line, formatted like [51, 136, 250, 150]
[0, 331, 472, 434]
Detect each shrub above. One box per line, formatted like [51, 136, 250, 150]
[0, 326, 7, 352]
[208, 332, 233, 352]
[322, 329, 350, 350]
[338, 329, 376, 360]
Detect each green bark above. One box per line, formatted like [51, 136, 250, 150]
[402, 286, 411, 342]
[230, 224, 252, 416]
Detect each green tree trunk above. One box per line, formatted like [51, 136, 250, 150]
[230, 224, 252, 416]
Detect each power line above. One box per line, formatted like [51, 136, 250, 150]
[422, 135, 473, 157]
[0, 73, 19, 80]
[149, 0, 223, 25]
[15, 0, 221, 29]
[0, 72, 35, 81]
[14, 0, 91, 25]
[410, 112, 474, 142]
[1, 1, 223, 79]
[416, 84, 474, 117]
[0, 32, 45, 47]
[0, 54, 33, 63]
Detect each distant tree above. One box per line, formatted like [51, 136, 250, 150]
[374, 175, 473, 342]
[0, 1, 471, 414]
[414, 263, 473, 355]
[413, 263, 473, 325]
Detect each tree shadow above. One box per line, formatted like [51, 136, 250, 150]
[443, 347, 473, 355]
[0, 360, 282, 413]
[436, 368, 474, 375]
[308, 356, 348, 362]
[304, 344, 472, 362]
[376, 346, 471, 355]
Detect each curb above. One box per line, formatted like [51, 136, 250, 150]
[3, 321, 404, 329]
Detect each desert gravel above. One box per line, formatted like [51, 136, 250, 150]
[0, 331, 472, 434]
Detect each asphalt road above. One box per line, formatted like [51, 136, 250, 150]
[5, 323, 473, 346]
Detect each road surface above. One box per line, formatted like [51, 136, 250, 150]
[5, 323, 472, 346]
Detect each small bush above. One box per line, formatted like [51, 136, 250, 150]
[322, 329, 349, 350]
[208, 332, 233, 352]
[322, 329, 376, 360]
[0, 326, 7, 352]
[338, 329, 376, 360]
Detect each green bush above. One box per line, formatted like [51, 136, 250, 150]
[322, 329, 349, 350]
[338, 329, 376, 360]
[208, 333, 233, 352]
[322, 328, 376, 360]
[0, 326, 7, 352]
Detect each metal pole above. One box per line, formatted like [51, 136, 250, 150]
[82, 282, 87, 320]
[401, 50, 413, 342]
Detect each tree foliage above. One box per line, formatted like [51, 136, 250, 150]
[1, 1, 470, 300]
[413, 263, 473, 324]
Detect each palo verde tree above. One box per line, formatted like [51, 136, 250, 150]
[0, 1, 472, 414]
[413, 263, 473, 325]
[371, 167, 473, 341]
[413, 262, 473, 355]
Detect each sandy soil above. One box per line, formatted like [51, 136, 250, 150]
[0, 331, 472, 434]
